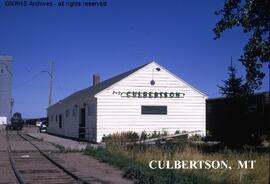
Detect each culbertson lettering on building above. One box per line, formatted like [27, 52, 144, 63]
[112, 91, 185, 98]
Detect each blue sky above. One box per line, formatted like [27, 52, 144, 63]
[0, 0, 269, 118]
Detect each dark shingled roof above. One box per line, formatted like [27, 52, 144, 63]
[49, 62, 149, 108]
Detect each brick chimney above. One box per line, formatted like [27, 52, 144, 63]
[93, 74, 101, 86]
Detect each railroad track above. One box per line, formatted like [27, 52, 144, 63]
[6, 131, 90, 184]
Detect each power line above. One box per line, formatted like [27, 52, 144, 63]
[55, 78, 65, 99]
[13, 72, 43, 89]
[11, 84, 77, 91]
[0, 72, 43, 92]
[14, 101, 47, 105]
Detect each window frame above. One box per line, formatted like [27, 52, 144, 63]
[87, 105, 91, 116]
[141, 105, 168, 115]
[59, 114, 62, 129]
[72, 108, 77, 117]
[65, 109, 69, 118]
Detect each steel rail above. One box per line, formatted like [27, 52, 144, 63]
[6, 131, 25, 184]
[18, 133, 90, 184]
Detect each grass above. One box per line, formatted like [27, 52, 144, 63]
[53, 143, 66, 152]
[85, 146, 222, 184]
[52, 143, 82, 153]
[84, 142, 269, 184]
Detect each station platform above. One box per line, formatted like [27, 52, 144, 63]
[27, 131, 88, 151]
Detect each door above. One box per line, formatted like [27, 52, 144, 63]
[79, 108, 86, 139]
[59, 114, 62, 128]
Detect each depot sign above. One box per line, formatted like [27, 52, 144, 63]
[112, 91, 185, 98]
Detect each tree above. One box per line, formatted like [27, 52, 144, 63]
[214, 0, 270, 92]
[218, 61, 256, 147]
[218, 60, 250, 98]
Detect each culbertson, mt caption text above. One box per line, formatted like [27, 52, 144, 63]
[149, 160, 257, 170]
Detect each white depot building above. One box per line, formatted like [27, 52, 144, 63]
[47, 62, 207, 142]
[0, 56, 13, 125]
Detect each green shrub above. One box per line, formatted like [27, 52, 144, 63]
[140, 131, 148, 141]
[148, 130, 168, 139]
[102, 130, 172, 143]
[188, 134, 202, 141]
[102, 131, 139, 143]
[84, 147, 222, 184]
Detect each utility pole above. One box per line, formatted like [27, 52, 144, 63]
[48, 62, 54, 106]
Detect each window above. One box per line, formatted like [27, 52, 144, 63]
[141, 106, 167, 115]
[59, 114, 62, 128]
[72, 108, 77, 117]
[88, 104, 96, 116]
[55, 115, 58, 122]
[65, 109, 69, 117]
[87, 105, 91, 116]
[47, 117, 49, 127]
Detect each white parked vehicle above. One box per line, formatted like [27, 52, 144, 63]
[0, 117, 7, 125]
[39, 123, 47, 133]
[36, 121, 42, 127]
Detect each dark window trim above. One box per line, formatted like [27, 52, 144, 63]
[73, 108, 77, 117]
[141, 105, 167, 115]
[87, 105, 91, 116]
[59, 114, 62, 128]
[65, 109, 69, 117]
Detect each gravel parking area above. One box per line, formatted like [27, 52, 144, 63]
[24, 126, 87, 151]
[27, 132, 88, 151]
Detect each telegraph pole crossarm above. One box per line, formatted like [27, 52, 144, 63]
[41, 62, 54, 107]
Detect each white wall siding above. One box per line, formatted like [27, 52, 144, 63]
[47, 62, 206, 143]
[47, 97, 97, 142]
[95, 63, 206, 142]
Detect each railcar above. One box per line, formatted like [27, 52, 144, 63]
[6, 112, 24, 130]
